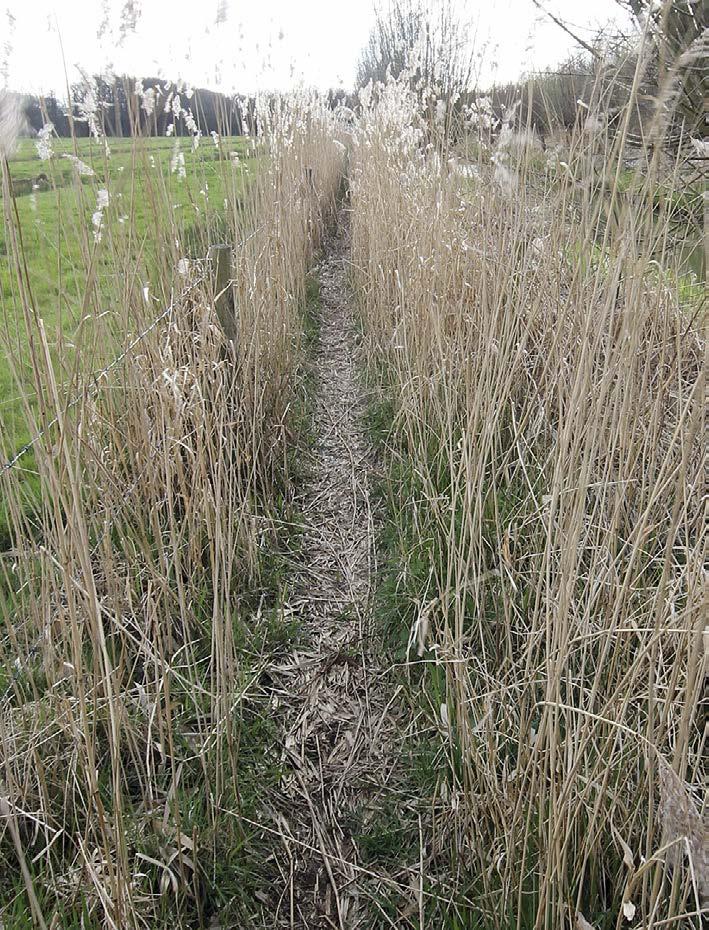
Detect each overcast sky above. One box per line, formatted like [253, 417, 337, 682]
[2, 0, 635, 95]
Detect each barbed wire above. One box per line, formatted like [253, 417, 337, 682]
[0, 270, 208, 477]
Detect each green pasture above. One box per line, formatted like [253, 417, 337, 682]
[0, 134, 253, 545]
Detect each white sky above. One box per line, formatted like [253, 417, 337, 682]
[2, 0, 635, 96]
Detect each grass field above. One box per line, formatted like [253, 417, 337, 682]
[1, 134, 254, 543]
[1, 134, 252, 444]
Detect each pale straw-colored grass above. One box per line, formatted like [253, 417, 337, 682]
[348, 50, 705, 929]
[0, 90, 345, 926]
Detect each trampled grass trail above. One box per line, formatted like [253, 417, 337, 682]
[258, 206, 394, 929]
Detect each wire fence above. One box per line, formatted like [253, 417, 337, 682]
[0, 268, 210, 707]
[0, 226, 263, 708]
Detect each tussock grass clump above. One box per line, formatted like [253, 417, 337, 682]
[349, 59, 705, 929]
[0, 92, 344, 926]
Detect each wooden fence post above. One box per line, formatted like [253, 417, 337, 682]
[208, 244, 237, 342]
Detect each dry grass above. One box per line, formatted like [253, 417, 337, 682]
[0, 93, 345, 926]
[348, 55, 705, 930]
[0, 36, 705, 930]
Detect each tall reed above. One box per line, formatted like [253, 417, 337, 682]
[0, 90, 344, 926]
[349, 56, 705, 929]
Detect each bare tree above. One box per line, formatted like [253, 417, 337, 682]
[617, 0, 706, 141]
[357, 0, 475, 104]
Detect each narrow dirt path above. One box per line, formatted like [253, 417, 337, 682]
[263, 207, 390, 929]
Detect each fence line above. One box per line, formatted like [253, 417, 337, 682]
[0, 228, 260, 706]
[0, 268, 222, 708]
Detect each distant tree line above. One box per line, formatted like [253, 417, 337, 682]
[21, 76, 245, 138]
[355, 0, 705, 150]
[484, 50, 637, 145]
[17, 77, 364, 142]
[489, 1, 705, 147]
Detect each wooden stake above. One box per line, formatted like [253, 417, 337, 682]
[208, 244, 237, 342]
